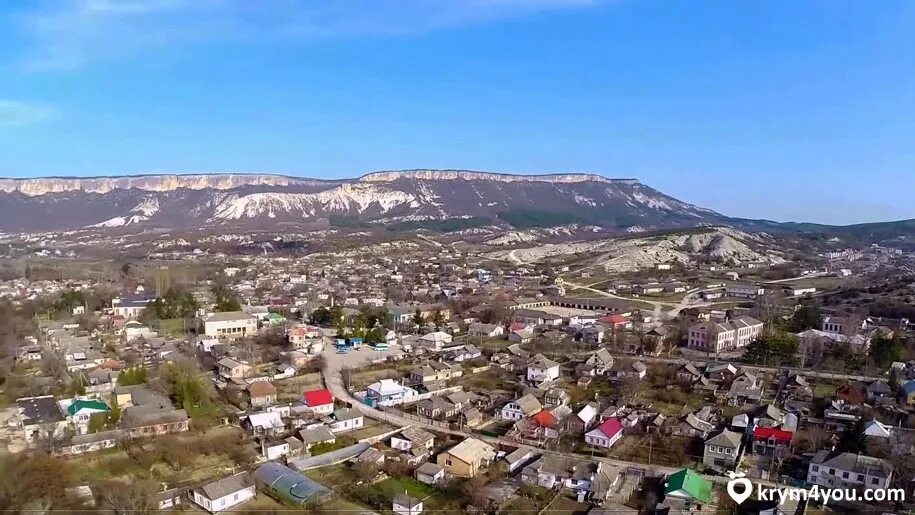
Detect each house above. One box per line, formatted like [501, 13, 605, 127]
[419, 331, 453, 351]
[325, 408, 364, 433]
[703, 429, 742, 468]
[393, 494, 423, 515]
[505, 446, 537, 473]
[415, 396, 457, 419]
[17, 396, 68, 445]
[807, 451, 893, 490]
[203, 311, 258, 338]
[191, 472, 256, 513]
[501, 394, 542, 421]
[356, 447, 385, 467]
[569, 403, 598, 433]
[585, 417, 624, 449]
[112, 294, 155, 319]
[391, 427, 436, 453]
[664, 468, 712, 506]
[298, 426, 336, 450]
[121, 406, 191, 438]
[365, 379, 418, 406]
[415, 462, 446, 485]
[437, 437, 495, 477]
[579, 326, 605, 345]
[247, 381, 277, 408]
[901, 380, 915, 405]
[217, 358, 253, 380]
[725, 284, 765, 299]
[63, 398, 109, 435]
[509, 326, 535, 344]
[752, 427, 793, 457]
[468, 323, 504, 338]
[55, 430, 120, 457]
[686, 317, 764, 353]
[863, 419, 893, 439]
[242, 411, 285, 436]
[521, 455, 621, 503]
[302, 389, 335, 415]
[261, 439, 291, 460]
[527, 355, 560, 384]
[584, 349, 614, 375]
[866, 380, 893, 401]
[599, 313, 631, 331]
[676, 363, 703, 383]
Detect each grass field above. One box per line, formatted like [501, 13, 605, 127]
[374, 477, 438, 499]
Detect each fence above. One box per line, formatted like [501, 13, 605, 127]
[380, 407, 453, 430]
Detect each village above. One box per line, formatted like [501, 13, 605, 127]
[1, 238, 915, 515]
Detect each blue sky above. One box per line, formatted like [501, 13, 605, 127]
[1, 0, 913, 224]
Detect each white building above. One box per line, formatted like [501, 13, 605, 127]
[725, 284, 765, 299]
[687, 316, 764, 353]
[393, 495, 423, 515]
[807, 451, 892, 491]
[191, 472, 256, 513]
[203, 311, 258, 338]
[527, 356, 560, 384]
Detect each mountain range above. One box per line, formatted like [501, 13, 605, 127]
[0, 170, 910, 241]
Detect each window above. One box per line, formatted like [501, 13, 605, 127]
[872, 478, 879, 485]
[842, 472, 849, 479]
[811, 465, 818, 472]
[857, 474, 864, 482]
[829, 468, 835, 475]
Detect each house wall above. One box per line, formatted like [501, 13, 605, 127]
[437, 453, 476, 477]
[204, 318, 257, 338]
[192, 486, 256, 513]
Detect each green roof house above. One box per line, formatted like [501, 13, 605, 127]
[67, 399, 109, 417]
[266, 313, 287, 324]
[664, 468, 712, 505]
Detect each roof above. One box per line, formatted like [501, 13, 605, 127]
[303, 388, 334, 407]
[415, 462, 445, 476]
[368, 378, 408, 396]
[753, 427, 793, 444]
[444, 437, 494, 465]
[400, 427, 435, 445]
[247, 381, 277, 397]
[513, 394, 543, 416]
[253, 462, 331, 506]
[17, 396, 65, 425]
[299, 426, 336, 445]
[394, 494, 422, 508]
[198, 472, 253, 500]
[205, 311, 256, 323]
[706, 429, 742, 448]
[589, 417, 623, 440]
[665, 468, 712, 504]
[532, 410, 559, 428]
[811, 451, 892, 478]
[66, 399, 109, 416]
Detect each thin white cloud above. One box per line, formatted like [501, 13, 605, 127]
[14, 0, 601, 70]
[0, 100, 54, 127]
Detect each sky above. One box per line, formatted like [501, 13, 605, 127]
[1, 0, 914, 225]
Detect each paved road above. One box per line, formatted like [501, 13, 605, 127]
[289, 442, 370, 471]
[562, 280, 738, 319]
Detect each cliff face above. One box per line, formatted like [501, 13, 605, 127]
[0, 170, 726, 233]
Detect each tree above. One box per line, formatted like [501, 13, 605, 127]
[212, 286, 241, 312]
[412, 309, 425, 330]
[836, 418, 867, 454]
[431, 309, 446, 329]
[100, 480, 158, 514]
[788, 305, 822, 332]
[743, 332, 799, 367]
[88, 412, 108, 433]
[157, 359, 214, 411]
[869, 332, 904, 369]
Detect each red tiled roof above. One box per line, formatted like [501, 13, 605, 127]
[753, 427, 793, 443]
[303, 388, 334, 407]
[509, 322, 529, 332]
[532, 410, 559, 428]
[600, 314, 627, 325]
[595, 417, 624, 438]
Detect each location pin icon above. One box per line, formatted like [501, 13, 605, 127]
[727, 476, 753, 505]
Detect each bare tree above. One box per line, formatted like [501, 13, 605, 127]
[100, 480, 158, 514]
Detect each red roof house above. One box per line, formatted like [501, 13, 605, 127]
[303, 389, 335, 414]
[585, 417, 624, 448]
